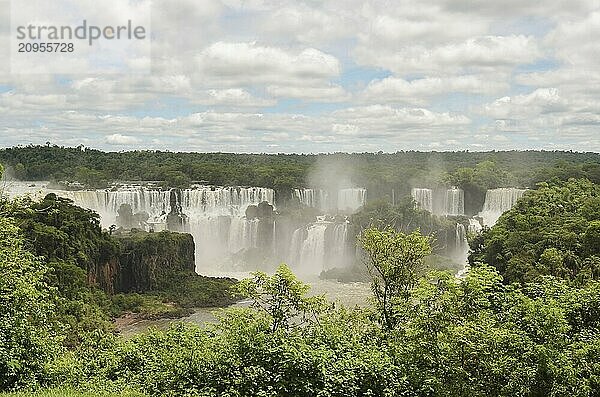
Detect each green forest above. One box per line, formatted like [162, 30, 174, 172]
[2, 151, 600, 396]
[2, 145, 600, 205]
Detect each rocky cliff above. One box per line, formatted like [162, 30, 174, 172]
[114, 230, 196, 293]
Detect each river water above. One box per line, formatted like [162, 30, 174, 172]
[117, 276, 373, 337]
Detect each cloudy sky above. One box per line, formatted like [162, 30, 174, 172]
[1, 0, 599, 153]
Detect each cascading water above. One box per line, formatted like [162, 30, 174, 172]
[330, 222, 349, 264]
[287, 219, 351, 275]
[455, 223, 468, 255]
[295, 188, 366, 214]
[411, 188, 433, 213]
[180, 187, 273, 216]
[444, 188, 465, 216]
[5, 181, 362, 277]
[62, 185, 276, 271]
[228, 217, 259, 253]
[294, 188, 329, 212]
[479, 188, 526, 226]
[337, 188, 367, 213]
[71, 188, 171, 225]
[454, 222, 470, 278]
[468, 218, 483, 234]
[298, 222, 329, 276]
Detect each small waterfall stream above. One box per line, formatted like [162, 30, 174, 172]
[411, 188, 433, 212]
[444, 187, 465, 216]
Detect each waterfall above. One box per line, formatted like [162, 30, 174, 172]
[71, 188, 171, 225]
[298, 222, 328, 275]
[455, 223, 468, 254]
[444, 188, 465, 216]
[69, 186, 273, 222]
[62, 185, 276, 271]
[411, 188, 433, 212]
[287, 219, 351, 275]
[468, 218, 483, 234]
[479, 188, 526, 226]
[186, 216, 230, 266]
[228, 217, 259, 253]
[454, 223, 469, 277]
[288, 227, 307, 266]
[180, 187, 274, 216]
[294, 188, 329, 212]
[331, 222, 348, 259]
[337, 188, 366, 213]
[294, 187, 366, 214]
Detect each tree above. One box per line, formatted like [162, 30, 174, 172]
[236, 264, 326, 333]
[358, 227, 432, 330]
[471, 178, 600, 284]
[0, 219, 62, 390]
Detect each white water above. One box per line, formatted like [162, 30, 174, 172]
[411, 188, 434, 212]
[71, 189, 171, 225]
[298, 222, 328, 276]
[228, 217, 259, 254]
[468, 218, 483, 234]
[294, 188, 329, 212]
[337, 188, 367, 213]
[455, 223, 468, 257]
[294, 187, 366, 214]
[444, 188, 465, 216]
[3, 182, 275, 272]
[412, 187, 464, 215]
[287, 219, 351, 276]
[479, 188, 526, 226]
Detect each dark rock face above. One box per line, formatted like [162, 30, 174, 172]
[257, 201, 274, 219]
[245, 204, 259, 219]
[93, 230, 196, 293]
[116, 204, 150, 230]
[116, 230, 195, 293]
[90, 257, 120, 295]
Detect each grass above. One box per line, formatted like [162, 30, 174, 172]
[0, 389, 146, 397]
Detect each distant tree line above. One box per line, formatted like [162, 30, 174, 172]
[1, 145, 600, 207]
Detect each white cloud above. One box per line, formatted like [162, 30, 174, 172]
[1, 0, 600, 152]
[480, 88, 568, 120]
[194, 89, 276, 108]
[105, 134, 141, 145]
[196, 42, 341, 86]
[362, 75, 509, 104]
[266, 85, 350, 102]
[355, 35, 541, 74]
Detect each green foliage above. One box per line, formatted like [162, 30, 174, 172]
[352, 198, 444, 234]
[2, 146, 600, 204]
[110, 294, 191, 319]
[35, 265, 600, 397]
[358, 228, 432, 330]
[471, 178, 600, 284]
[150, 271, 237, 308]
[0, 219, 62, 391]
[351, 198, 457, 255]
[0, 389, 146, 397]
[236, 264, 327, 332]
[1, 195, 236, 347]
[2, 194, 118, 344]
[3, 154, 600, 396]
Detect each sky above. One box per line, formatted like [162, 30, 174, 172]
[0, 0, 599, 153]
